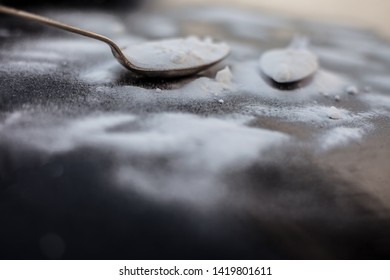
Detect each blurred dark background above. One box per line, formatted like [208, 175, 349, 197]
[0, 0, 141, 9]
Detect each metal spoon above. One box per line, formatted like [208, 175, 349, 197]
[259, 36, 318, 84]
[0, 5, 230, 78]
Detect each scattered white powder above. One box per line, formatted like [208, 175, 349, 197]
[259, 49, 318, 83]
[218, 114, 256, 125]
[218, 99, 225, 104]
[319, 91, 329, 97]
[360, 94, 390, 110]
[123, 36, 230, 70]
[232, 61, 349, 102]
[364, 75, 390, 90]
[1, 112, 289, 156]
[245, 104, 356, 125]
[363, 86, 371, 93]
[112, 113, 288, 203]
[178, 77, 227, 100]
[346, 85, 358, 95]
[0, 28, 10, 38]
[327, 106, 342, 120]
[314, 46, 384, 71]
[81, 60, 121, 83]
[215, 66, 233, 85]
[3, 61, 59, 74]
[0, 112, 288, 205]
[0, 50, 63, 61]
[30, 38, 109, 56]
[320, 127, 364, 150]
[203, 37, 213, 44]
[0, 112, 23, 130]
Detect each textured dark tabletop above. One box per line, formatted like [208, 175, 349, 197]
[0, 3, 390, 259]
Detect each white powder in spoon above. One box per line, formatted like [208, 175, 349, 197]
[260, 49, 318, 83]
[122, 36, 229, 71]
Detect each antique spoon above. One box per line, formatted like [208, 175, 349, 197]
[0, 5, 230, 78]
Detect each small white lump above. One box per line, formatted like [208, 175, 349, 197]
[215, 66, 233, 85]
[320, 91, 329, 97]
[346, 85, 358, 95]
[327, 106, 342, 120]
[363, 86, 371, 93]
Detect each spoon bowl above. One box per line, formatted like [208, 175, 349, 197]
[259, 37, 318, 84]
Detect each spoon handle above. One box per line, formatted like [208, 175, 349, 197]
[0, 5, 125, 58]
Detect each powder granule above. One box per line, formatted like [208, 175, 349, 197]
[346, 85, 358, 95]
[215, 66, 233, 85]
[327, 106, 342, 120]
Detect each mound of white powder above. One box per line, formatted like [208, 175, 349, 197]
[123, 36, 230, 70]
